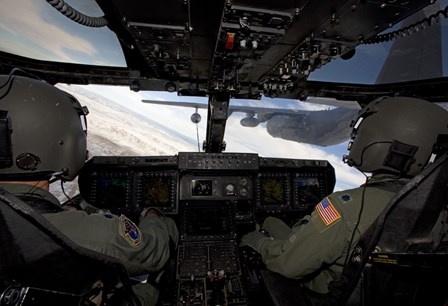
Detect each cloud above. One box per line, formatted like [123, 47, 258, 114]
[0, 0, 123, 66]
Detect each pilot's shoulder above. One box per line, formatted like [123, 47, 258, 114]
[328, 187, 367, 210]
[310, 188, 365, 231]
[328, 188, 372, 219]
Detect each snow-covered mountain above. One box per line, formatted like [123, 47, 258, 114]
[60, 84, 196, 156]
[50, 84, 196, 201]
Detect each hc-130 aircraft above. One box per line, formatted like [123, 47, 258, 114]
[141, 98, 361, 147]
[0, 0, 448, 305]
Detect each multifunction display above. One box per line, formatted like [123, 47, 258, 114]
[78, 153, 335, 217]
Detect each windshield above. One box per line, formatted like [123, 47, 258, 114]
[1, 0, 448, 192]
[0, 0, 126, 66]
[310, 0, 448, 84]
[55, 83, 365, 191]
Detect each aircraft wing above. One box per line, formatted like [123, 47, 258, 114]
[300, 98, 361, 110]
[228, 104, 306, 118]
[141, 100, 208, 110]
[142, 98, 361, 117]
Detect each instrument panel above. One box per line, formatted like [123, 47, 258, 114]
[79, 152, 335, 217]
[78, 152, 335, 305]
[179, 175, 252, 201]
[78, 156, 179, 215]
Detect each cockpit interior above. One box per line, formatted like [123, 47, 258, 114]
[77, 152, 335, 305]
[1, 0, 448, 305]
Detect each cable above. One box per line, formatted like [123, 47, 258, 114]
[0, 68, 43, 100]
[45, 0, 108, 28]
[343, 173, 369, 269]
[348, 141, 392, 168]
[296, 0, 311, 15]
[27, 182, 41, 195]
[0, 68, 19, 90]
[0, 68, 44, 90]
[0, 76, 14, 101]
[60, 180, 72, 203]
[196, 122, 201, 152]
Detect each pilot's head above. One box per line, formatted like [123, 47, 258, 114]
[344, 96, 448, 177]
[0, 74, 88, 181]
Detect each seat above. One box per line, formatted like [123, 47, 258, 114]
[0, 188, 140, 306]
[357, 151, 448, 306]
[261, 153, 448, 306]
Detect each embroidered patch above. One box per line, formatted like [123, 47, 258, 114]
[118, 215, 141, 247]
[340, 194, 352, 203]
[316, 197, 341, 226]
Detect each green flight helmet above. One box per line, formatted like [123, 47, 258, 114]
[343, 96, 448, 176]
[0, 74, 88, 181]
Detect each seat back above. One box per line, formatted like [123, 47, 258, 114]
[332, 153, 448, 306]
[0, 189, 139, 305]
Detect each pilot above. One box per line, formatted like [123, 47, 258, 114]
[240, 96, 448, 295]
[0, 75, 178, 306]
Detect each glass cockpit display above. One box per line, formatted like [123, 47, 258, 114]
[141, 176, 172, 207]
[295, 177, 321, 205]
[179, 175, 253, 200]
[94, 175, 130, 209]
[257, 174, 291, 209]
[185, 206, 231, 236]
[260, 177, 286, 205]
[137, 172, 177, 213]
[79, 155, 335, 216]
[191, 179, 213, 196]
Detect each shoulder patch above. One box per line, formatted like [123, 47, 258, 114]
[316, 197, 341, 226]
[118, 215, 142, 247]
[340, 194, 352, 203]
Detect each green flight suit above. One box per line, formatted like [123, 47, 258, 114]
[241, 174, 409, 294]
[0, 183, 178, 306]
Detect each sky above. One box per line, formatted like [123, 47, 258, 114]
[1, 0, 447, 190]
[0, 0, 124, 66]
[79, 84, 365, 190]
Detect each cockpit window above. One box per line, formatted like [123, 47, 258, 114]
[57, 84, 367, 191]
[309, 0, 448, 84]
[0, 0, 126, 66]
[0, 0, 446, 83]
[2, 0, 447, 193]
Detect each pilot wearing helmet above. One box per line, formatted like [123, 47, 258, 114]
[240, 96, 448, 294]
[0, 74, 178, 306]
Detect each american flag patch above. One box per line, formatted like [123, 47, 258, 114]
[316, 197, 341, 226]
